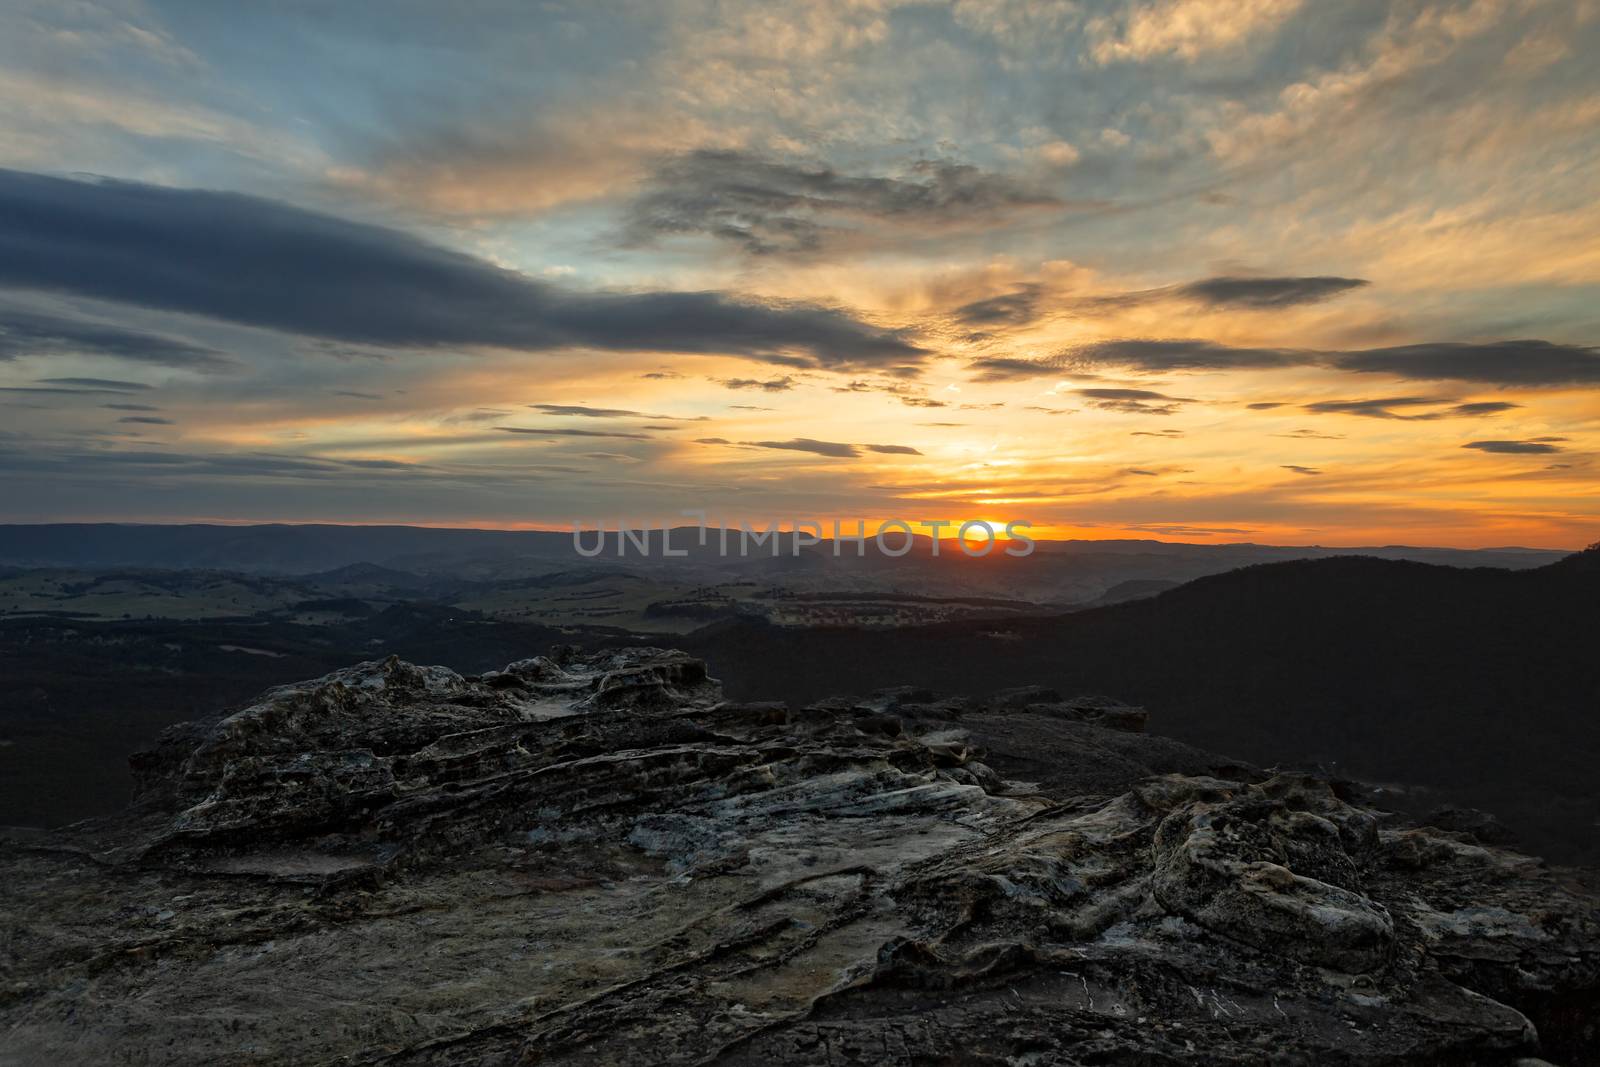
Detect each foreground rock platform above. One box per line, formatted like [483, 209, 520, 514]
[1, 648, 1596, 1064]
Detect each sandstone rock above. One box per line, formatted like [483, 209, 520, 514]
[1, 649, 1596, 1065]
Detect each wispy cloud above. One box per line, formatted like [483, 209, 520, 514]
[743, 438, 860, 458]
[1176, 275, 1368, 309]
[496, 427, 653, 440]
[1303, 397, 1519, 420]
[1076, 387, 1196, 415]
[36, 377, 152, 391]
[1463, 438, 1567, 455]
[530, 403, 707, 421]
[624, 150, 1064, 255]
[1337, 341, 1600, 387]
[966, 357, 1061, 382]
[0, 310, 231, 371]
[706, 437, 923, 459]
[1274, 428, 1344, 440]
[952, 286, 1043, 328]
[713, 376, 797, 392]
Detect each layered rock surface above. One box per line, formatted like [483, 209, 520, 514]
[1, 648, 1596, 1065]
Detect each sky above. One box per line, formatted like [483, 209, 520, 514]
[0, 0, 1597, 547]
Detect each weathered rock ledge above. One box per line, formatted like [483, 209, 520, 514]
[2, 648, 1596, 1065]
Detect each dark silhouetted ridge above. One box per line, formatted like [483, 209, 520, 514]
[657, 549, 1600, 862]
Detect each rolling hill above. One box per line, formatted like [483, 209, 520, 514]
[661, 546, 1600, 862]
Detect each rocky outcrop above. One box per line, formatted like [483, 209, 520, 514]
[2, 649, 1596, 1065]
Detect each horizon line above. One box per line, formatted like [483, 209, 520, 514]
[0, 519, 1580, 554]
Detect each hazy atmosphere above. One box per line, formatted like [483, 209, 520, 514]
[3, 0, 1597, 545]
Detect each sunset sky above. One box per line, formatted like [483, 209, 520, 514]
[1, 0, 1596, 546]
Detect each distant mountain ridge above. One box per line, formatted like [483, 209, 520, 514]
[0, 522, 1568, 576]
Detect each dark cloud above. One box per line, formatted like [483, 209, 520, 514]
[1274, 428, 1345, 439]
[834, 378, 946, 407]
[0, 308, 232, 371]
[1281, 465, 1322, 475]
[640, 371, 683, 380]
[496, 426, 653, 440]
[1177, 276, 1369, 309]
[1076, 387, 1195, 415]
[728, 404, 775, 411]
[1447, 401, 1520, 416]
[1045, 336, 1600, 387]
[1303, 397, 1519, 420]
[966, 356, 1060, 382]
[117, 415, 174, 425]
[1303, 396, 1445, 419]
[714, 376, 796, 392]
[333, 390, 384, 400]
[1078, 388, 1189, 401]
[952, 286, 1042, 328]
[1463, 438, 1567, 455]
[718, 438, 919, 459]
[0, 169, 924, 370]
[1132, 429, 1185, 437]
[2, 387, 129, 396]
[1337, 340, 1600, 386]
[745, 438, 860, 458]
[1125, 468, 1160, 476]
[35, 377, 152, 391]
[1247, 402, 1286, 410]
[529, 403, 707, 421]
[624, 150, 1062, 256]
[102, 403, 161, 412]
[0, 447, 442, 481]
[1069, 339, 1299, 372]
[1079, 276, 1368, 315]
[1088, 401, 1180, 416]
[532, 403, 646, 418]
